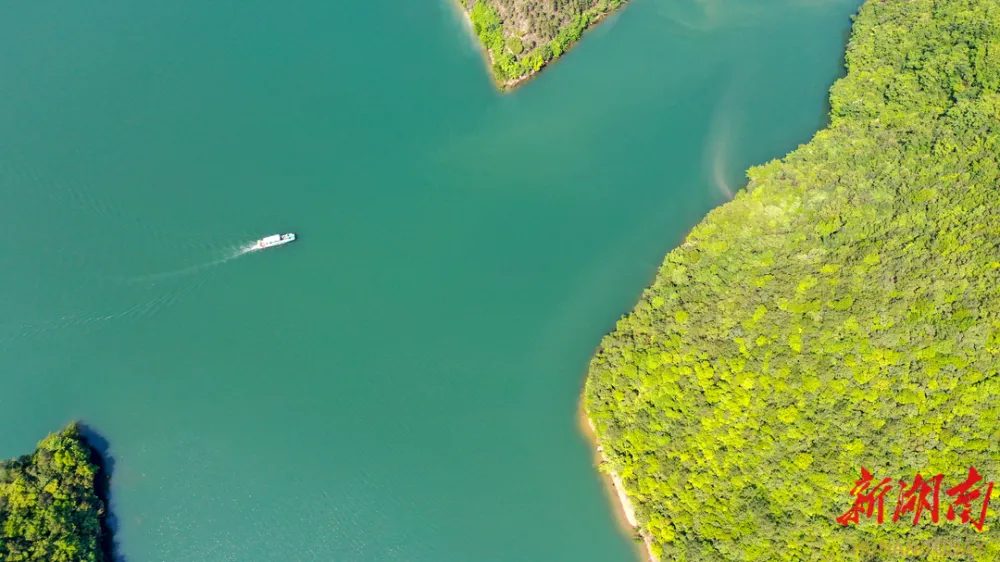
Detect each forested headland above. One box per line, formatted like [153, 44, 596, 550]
[0, 423, 109, 562]
[458, 0, 626, 89]
[584, 0, 1000, 560]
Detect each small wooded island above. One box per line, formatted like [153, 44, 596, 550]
[458, 0, 627, 90]
[0, 424, 109, 562]
[584, 0, 1000, 559]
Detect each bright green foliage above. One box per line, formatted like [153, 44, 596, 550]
[585, 0, 1000, 560]
[461, 0, 626, 87]
[469, 1, 504, 55]
[506, 35, 524, 55]
[0, 424, 106, 562]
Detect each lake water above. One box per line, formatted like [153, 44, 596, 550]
[0, 0, 860, 560]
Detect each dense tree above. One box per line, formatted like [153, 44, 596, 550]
[585, 0, 1000, 560]
[461, 0, 625, 88]
[0, 424, 107, 562]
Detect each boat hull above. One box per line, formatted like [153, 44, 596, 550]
[255, 233, 296, 249]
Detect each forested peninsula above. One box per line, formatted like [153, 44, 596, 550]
[0, 424, 109, 562]
[458, 0, 626, 89]
[584, 0, 1000, 560]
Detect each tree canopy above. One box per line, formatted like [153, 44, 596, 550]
[462, 0, 625, 88]
[0, 424, 107, 562]
[585, 0, 1000, 559]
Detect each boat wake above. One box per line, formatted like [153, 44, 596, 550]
[120, 242, 260, 284]
[0, 241, 263, 349]
[0, 274, 214, 349]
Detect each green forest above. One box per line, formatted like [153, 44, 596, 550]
[0, 424, 107, 562]
[584, 0, 1000, 560]
[460, 0, 626, 88]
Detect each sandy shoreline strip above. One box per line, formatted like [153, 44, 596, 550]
[577, 396, 659, 562]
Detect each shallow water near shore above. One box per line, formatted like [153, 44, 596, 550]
[0, 0, 860, 559]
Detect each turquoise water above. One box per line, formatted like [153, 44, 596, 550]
[0, 0, 860, 559]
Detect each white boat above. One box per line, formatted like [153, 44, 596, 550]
[255, 233, 296, 249]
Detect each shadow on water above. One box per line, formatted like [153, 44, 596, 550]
[78, 424, 127, 562]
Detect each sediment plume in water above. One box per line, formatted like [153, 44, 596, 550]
[705, 84, 741, 201]
[709, 126, 735, 200]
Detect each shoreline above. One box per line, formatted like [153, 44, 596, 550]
[78, 423, 122, 562]
[577, 395, 659, 562]
[501, 8, 618, 92]
[454, 1, 622, 92]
